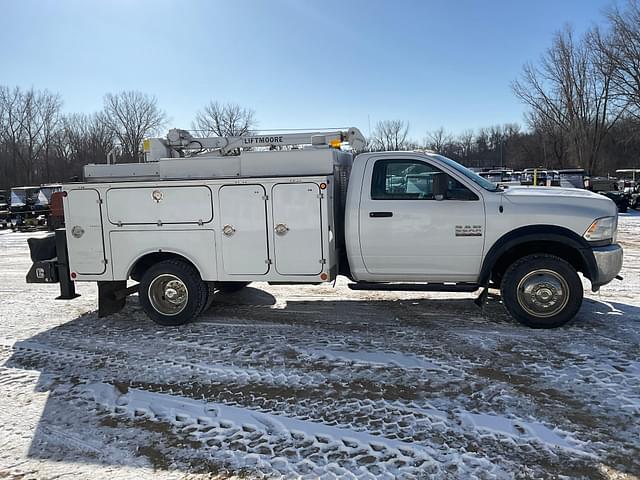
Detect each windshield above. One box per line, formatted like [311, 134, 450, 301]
[432, 155, 500, 191]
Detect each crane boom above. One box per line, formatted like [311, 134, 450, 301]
[144, 127, 366, 161]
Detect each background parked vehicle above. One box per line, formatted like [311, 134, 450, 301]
[615, 169, 640, 210]
[8, 185, 61, 230]
[520, 168, 561, 186]
[586, 177, 629, 213]
[558, 169, 587, 189]
[0, 190, 9, 229]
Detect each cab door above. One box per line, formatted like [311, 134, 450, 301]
[358, 157, 485, 281]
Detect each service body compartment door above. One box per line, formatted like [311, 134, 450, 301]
[219, 185, 269, 275]
[107, 186, 212, 225]
[65, 189, 106, 274]
[272, 183, 323, 275]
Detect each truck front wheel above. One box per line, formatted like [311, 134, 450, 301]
[501, 254, 583, 328]
[139, 259, 208, 326]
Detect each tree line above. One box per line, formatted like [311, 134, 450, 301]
[1, 0, 639, 191]
[0, 89, 255, 191]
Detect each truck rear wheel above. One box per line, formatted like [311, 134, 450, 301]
[501, 254, 583, 328]
[139, 259, 207, 326]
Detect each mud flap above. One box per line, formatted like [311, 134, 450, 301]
[98, 281, 127, 317]
[26, 259, 59, 283]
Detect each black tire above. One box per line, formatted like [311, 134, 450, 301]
[501, 254, 583, 329]
[139, 259, 208, 326]
[618, 204, 628, 213]
[216, 281, 250, 293]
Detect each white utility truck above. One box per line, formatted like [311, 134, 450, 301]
[27, 127, 623, 328]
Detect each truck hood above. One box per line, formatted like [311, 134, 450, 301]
[501, 186, 617, 219]
[503, 186, 602, 200]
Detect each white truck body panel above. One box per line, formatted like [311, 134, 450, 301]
[85, 148, 348, 182]
[107, 186, 213, 225]
[63, 149, 341, 284]
[272, 182, 324, 275]
[65, 189, 106, 275]
[482, 186, 617, 254]
[110, 229, 217, 280]
[218, 185, 270, 275]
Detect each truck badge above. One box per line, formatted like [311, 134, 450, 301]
[455, 225, 482, 237]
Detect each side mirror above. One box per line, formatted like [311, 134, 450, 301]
[433, 172, 448, 201]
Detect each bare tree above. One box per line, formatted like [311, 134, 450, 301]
[425, 127, 452, 153]
[592, 0, 640, 119]
[57, 113, 115, 180]
[370, 120, 410, 151]
[458, 130, 475, 162]
[38, 91, 63, 181]
[513, 26, 619, 173]
[0, 86, 62, 185]
[192, 101, 256, 137]
[102, 91, 166, 163]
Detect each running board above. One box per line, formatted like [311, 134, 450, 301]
[348, 282, 479, 292]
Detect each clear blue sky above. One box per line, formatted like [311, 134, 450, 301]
[0, 0, 612, 139]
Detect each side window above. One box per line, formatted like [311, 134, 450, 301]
[371, 159, 478, 200]
[446, 176, 479, 201]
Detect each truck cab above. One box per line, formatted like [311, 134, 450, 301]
[346, 152, 620, 297]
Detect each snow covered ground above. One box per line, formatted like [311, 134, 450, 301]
[0, 214, 639, 479]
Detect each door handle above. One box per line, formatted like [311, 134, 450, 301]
[369, 211, 393, 218]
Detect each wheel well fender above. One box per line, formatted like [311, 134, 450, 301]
[480, 225, 597, 286]
[128, 251, 202, 282]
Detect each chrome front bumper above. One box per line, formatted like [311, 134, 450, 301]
[591, 243, 623, 291]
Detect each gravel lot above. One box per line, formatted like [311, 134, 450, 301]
[0, 214, 639, 479]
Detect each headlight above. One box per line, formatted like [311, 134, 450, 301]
[583, 216, 617, 244]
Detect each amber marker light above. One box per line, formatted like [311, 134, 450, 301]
[320, 273, 328, 281]
[320, 183, 327, 190]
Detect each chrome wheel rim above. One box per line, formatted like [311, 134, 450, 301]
[516, 269, 569, 318]
[148, 274, 189, 316]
